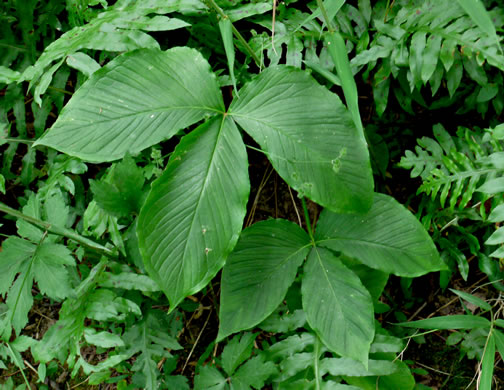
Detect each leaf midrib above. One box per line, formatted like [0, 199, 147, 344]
[315, 236, 417, 253]
[230, 112, 349, 170]
[177, 116, 228, 292]
[56, 105, 224, 126]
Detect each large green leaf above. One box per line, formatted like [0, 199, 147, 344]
[302, 247, 374, 365]
[137, 116, 249, 309]
[315, 193, 445, 277]
[229, 67, 373, 213]
[218, 219, 311, 340]
[34, 47, 224, 162]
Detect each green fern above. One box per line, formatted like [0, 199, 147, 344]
[122, 310, 182, 389]
[353, 0, 504, 116]
[400, 123, 504, 210]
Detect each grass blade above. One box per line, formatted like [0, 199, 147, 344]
[449, 288, 492, 311]
[219, 18, 238, 96]
[396, 315, 491, 329]
[326, 32, 365, 142]
[479, 332, 495, 390]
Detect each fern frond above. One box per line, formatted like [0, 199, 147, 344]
[357, 1, 504, 71]
[353, 0, 504, 115]
[419, 152, 494, 209]
[401, 124, 504, 210]
[399, 137, 445, 179]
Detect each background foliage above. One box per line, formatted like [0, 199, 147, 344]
[1, 0, 504, 389]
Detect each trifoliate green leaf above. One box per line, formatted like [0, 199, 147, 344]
[33, 243, 75, 300]
[90, 155, 145, 217]
[221, 332, 257, 376]
[0, 237, 75, 335]
[84, 328, 125, 348]
[194, 365, 227, 390]
[232, 354, 278, 390]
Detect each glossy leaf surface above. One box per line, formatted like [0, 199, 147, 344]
[230, 67, 373, 213]
[218, 219, 310, 340]
[316, 193, 445, 277]
[138, 116, 249, 309]
[35, 48, 224, 162]
[302, 247, 374, 365]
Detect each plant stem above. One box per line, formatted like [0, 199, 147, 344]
[0, 42, 27, 51]
[301, 197, 314, 240]
[47, 86, 73, 95]
[0, 202, 118, 259]
[6, 343, 31, 388]
[315, 0, 335, 33]
[1, 137, 35, 144]
[313, 335, 322, 390]
[205, 0, 262, 67]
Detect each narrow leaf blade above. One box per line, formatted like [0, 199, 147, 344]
[218, 18, 238, 95]
[449, 288, 492, 311]
[396, 315, 491, 329]
[456, 0, 502, 54]
[326, 32, 365, 139]
[479, 332, 495, 390]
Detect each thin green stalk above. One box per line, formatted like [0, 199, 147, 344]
[6, 342, 31, 388]
[1, 137, 35, 144]
[301, 197, 314, 241]
[313, 335, 322, 390]
[47, 86, 73, 95]
[0, 202, 118, 259]
[205, 0, 262, 67]
[315, 0, 335, 33]
[0, 42, 27, 51]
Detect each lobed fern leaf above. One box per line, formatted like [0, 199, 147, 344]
[399, 136, 445, 179]
[401, 124, 504, 210]
[353, 0, 504, 116]
[122, 310, 182, 389]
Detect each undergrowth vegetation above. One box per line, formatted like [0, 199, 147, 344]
[0, 0, 504, 389]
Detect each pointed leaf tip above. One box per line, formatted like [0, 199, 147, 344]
[138, 116, 249, 309]
[316, 193, 445, 277]
[35, 47, 224, 162]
